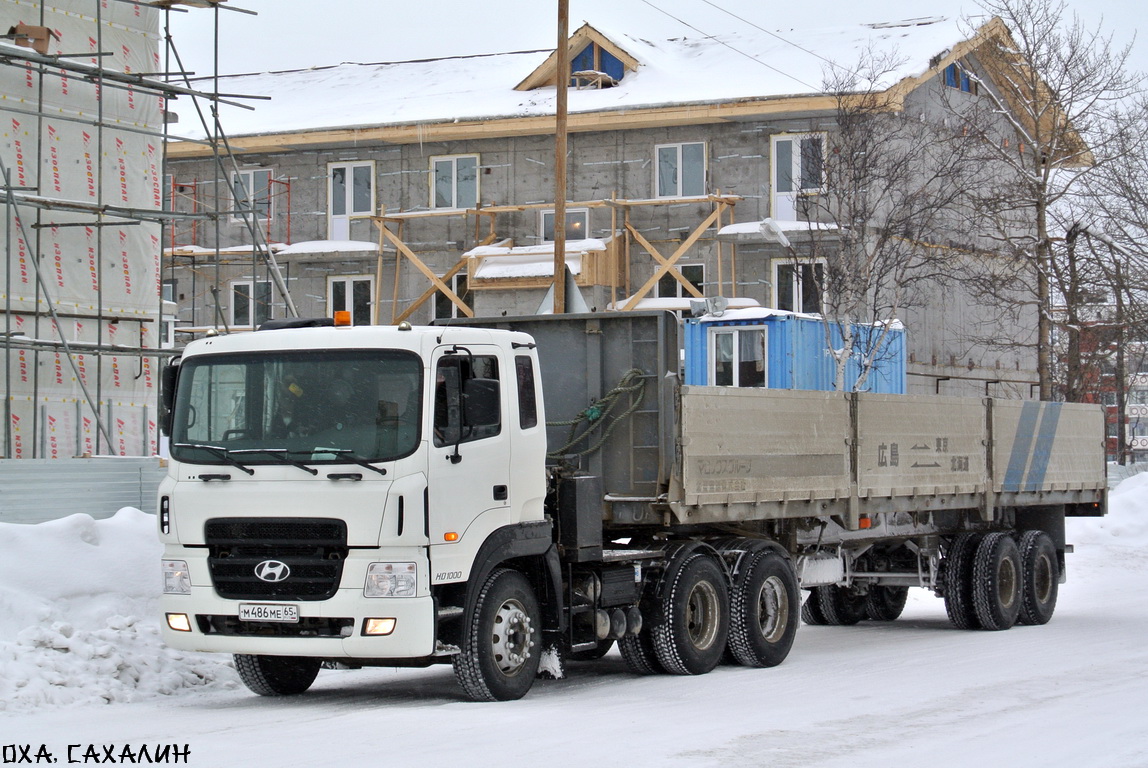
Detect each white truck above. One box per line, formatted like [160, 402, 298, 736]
[157, 311, 1106, 701]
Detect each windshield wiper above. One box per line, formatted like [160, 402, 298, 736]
[173, 443, 255, 475]
[314, 447, 388, 476]
[231, 448, 319, 476]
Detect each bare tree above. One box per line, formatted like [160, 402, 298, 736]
[952, 0, 1142, 400]
[793, 51, 978, 391]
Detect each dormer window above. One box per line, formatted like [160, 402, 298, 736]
[943, 62, 977, 94]
[570, 42, 624, 87]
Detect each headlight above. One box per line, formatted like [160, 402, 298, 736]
[162, 560, 191, 595]
[364, 562, 417, 597]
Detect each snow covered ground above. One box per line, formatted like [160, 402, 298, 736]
[2, 480, 1147, 767]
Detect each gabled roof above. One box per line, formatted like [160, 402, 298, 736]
[167, 16, 1023, 158]
[514, 23, 640, 91]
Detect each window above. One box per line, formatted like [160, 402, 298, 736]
[943, 63, 977, 94]
[328, 161, 374, 239]
[541, 208, 589, 242]
[433, 273, 470, 320]
[771, 133, 825, 218]
[655, 142, 706, 198]
[231, 280, 272, 328]
[162, 279, 176, 304]
[709, 326, 766, 388]
[231, 168, 273, 221]
[515, 356, 538, 429]
[328, 275, 374, 326]
[570, 43, 625, 85]
[774, 260, 824, 314]
[434, 355, 500, 447]
[431, 155, 478, 210]
[656, 263, 704, 300]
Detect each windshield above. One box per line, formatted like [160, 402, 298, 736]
[170, 349, 422, 466]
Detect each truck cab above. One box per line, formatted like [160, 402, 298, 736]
[158, 322, 549, 698]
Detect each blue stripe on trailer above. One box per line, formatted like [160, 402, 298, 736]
[1024, 401, 1063, 492]
[1002, 401, 1041, 493]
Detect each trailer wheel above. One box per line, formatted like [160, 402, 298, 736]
[801, 591, 828, 625]
[728, 550, 799, 668]
[972, 532, 1022, 631]
[618, 630, 663, 675]
[651, 554, 730, 675]
[233, 654, 321, 696]
[453, 568, 541, 701]
[865, 586, 909, 621]
[1017, 530, 1059, 625]
[943, 533, 982, 630]
[816, 585, 866, 626]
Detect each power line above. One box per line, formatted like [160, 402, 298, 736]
[636, 0, 820, 91]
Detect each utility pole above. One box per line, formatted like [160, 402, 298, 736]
[552, 0, 569, 314]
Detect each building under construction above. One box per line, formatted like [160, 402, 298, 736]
[0, 0, 236, 462]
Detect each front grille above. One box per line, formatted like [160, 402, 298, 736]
[204, 518, 348, 601]
[196, 614, 354, 638]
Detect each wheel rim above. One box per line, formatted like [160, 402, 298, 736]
[491, 598, 533, 676]
[998, 556, 1017, 609]
[756, 575, 790, 644]
[1033, 552, 1054, 603]
[685, 579, 721, 651]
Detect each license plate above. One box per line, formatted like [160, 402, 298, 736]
[239, 603, 300, 623]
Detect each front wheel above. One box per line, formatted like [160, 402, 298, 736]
[728, 549, 799, 668]
[234, 654, 321, 696]
[453, 568, 541, 702]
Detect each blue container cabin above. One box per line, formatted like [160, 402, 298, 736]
[683, 309, 906, 394]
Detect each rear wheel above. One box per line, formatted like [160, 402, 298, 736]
[972, 532, 1022, 631]
[618, 630, 662, 675]
[651, 554, 730, 675]
[234, 654, 321, 696]
[728, 549, 800, 668]
[1017, 530, 1059, 625]
[816, 585, 867, 626]
[943, 533, 982, 630]
[865, 586, 909, 621]
[453, 568, 541, 701]
[801, 590, 828, 625]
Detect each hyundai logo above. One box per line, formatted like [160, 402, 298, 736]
[254, 560, 291, 583]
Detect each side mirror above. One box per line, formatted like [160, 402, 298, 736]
[159, 358, 180, 436]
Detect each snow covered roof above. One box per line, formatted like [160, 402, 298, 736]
[170, 16, 977, 148]
[467, 238, 606, 280]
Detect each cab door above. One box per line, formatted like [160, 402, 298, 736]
[425, 345, 512, 565]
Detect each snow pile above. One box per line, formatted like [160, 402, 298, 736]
[0, 509, 236, 713]
[1068, 471, 1148, 547]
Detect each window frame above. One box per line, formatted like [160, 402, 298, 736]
[770, 132, 826, 218]
[654, 141, 707, 198]
[231, 168, 274, 223]
[773, 258, 826, 314]
[540, 207, 590, 242]
[230, 279, 273, 328]
[430, 154, 479, 210]
[707, 325, 767, 388]
[327, 160, 375, 239]
[327, 274, 375, 326]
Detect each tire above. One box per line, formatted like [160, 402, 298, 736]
[651, 554, 730, 675]
[801, 590, 828, 625]
[816, 585, 867, 626]
[943, 532, 982, 630]
[972, 532, 1022, 631]
[567, 639, 614, 662]
[233, 654, 321, 696]
[453, 568, 541, 701]
[618, 630, 663, 675]
[1017, 530, 1059, 625]
[728, 550, 800, 668]
[865, 586, 909, 621]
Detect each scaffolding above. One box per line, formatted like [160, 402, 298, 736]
[0, 0, 291, 459]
